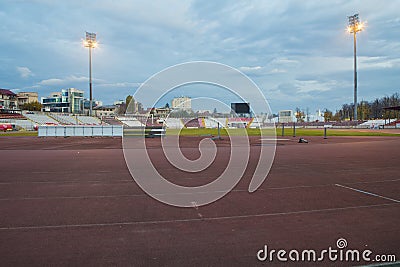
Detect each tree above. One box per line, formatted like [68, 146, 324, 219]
[126, 95, 133, 106]
[323, 109, 333, 122]
[334, 93, 400, 121]
[358, 100, 371, 121]
[125, 95, 135, 113]
[295, 107, 305, 122]
[213, 108, 218, 114]
[332, 110, 341, 121]
[20, 101, 42, 111]
[169, 109, 190, 118]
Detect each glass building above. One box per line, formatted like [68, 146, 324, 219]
[41, 88, 84, 114]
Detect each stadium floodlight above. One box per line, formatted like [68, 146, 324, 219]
[84, 32, 97, 116]
[347, 14, 363, 121]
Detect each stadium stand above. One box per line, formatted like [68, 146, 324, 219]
[0, 113, 26, 120]
[116, 117, 145, 127]
[182, 118, 201, 128]
[0, 119, 35, 130]
[102, 117, 123, 125]
[123, 120, 144, 127]
[227, 117, 254, 128]
[165, 118, 183, 129]
[215, 118, 228, 127]
[276, 121, 363, 128]
[386, 119, 400, 127]
[198, 118, 206, 128]
[24, 113, 59, 125]
[249, 118, 262, 128]
[0, 111, 36, 130]
[50, 114, 80, 125]
[77, 116, 102, 125]
[358, 120, 386, 128]
[204, 118, 219, 128]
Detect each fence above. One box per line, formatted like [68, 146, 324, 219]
[38, 125, 123, 137]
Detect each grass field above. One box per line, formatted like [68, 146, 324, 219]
[0, 131, 38, 137]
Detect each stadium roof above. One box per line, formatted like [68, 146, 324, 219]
[93, 105, 117, 110]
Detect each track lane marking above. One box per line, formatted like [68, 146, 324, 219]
[335, 183, 400, 203]
[0, 186, 334, 201]
[1, 180, 399, 201]
[0, 202, 398, 231]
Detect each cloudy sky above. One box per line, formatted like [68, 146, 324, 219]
[1, 0, 399, 114]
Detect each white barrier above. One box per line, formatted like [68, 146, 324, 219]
[38, 125, 123, 137]
[147, 128, 166, 138]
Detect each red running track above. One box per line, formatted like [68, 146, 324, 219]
[0, 136, 399, 266]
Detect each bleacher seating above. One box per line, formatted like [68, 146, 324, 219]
[136, 116, 150, 126]
[102, 117, 123, 125]
[332, 121, 362, 127]
[116, 117, 145, 127]
[123, 120, 144, 127]
[384, 119, 399, 127]
[51, 114, 80, 125]
[24, 113, 59, 125]
[182, 118, 200, 128]
[359, 120, 386, 128]
[227, 117, 254, 128]
[0, 113, 26, 120]
[77, 116, 102, 125]
[275, 121, 364, 128]
[204, 118, 219, 128]
[0, 119, 35, 130]
[215, 118, 227, 127]
[165, 118, 183, 129]
[249, 118, 262, 128]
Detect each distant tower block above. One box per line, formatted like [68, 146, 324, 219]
[171, 96, 192, 111]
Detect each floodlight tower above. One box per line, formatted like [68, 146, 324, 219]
[84, 32, 97, 116]
[347, 14, 363, 121]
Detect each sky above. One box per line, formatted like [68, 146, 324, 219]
[1, 0, 399, 114]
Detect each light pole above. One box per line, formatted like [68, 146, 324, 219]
[84, 32, 97, 116]
[347, 14, 363, 121]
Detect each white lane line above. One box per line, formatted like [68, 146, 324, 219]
[259, 138, 291, 141]
[0, 203, 397, 231]
[365, 261, 400, 267]
[0, 194, 148, 201]
[335, 184, 400, 203]
[343, 179, 400, 185]
[1, 178, 398, 186]
[1, 180, 398, 201]
[0, 181, 396, 201]
[0, 187, 326, 201]
[0, 180, 133, 185]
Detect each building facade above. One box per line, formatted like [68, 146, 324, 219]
[41, 88, 84, 114]
[17, 92, 38, 106]
[126, 98, 143, 114]
[171, 96, 191, 111]
[0, 89, 18, 110]
[93, 105, 117, 117]
[278, 110, 294, 123]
